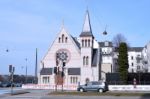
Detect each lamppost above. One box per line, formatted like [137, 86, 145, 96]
[25, 58, 28, 84]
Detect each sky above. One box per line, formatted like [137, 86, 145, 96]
[0, 0, 150, 75]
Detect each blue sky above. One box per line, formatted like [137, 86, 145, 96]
[0, 0, 150, 75]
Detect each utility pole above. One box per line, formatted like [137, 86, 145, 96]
[35, 48, 38, 84]
[25, 58, 28, 84]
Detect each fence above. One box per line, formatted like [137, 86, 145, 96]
[106, 73, 150, 85]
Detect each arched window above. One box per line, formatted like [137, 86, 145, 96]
[83, 56, 85, 65]
[85, 40, 87, 47]
[86, 56, 88, 65]
[82, 40, 84, 47]
[65, 37, 68, 43]
[62, 34, 64, 43]
[88, 39, 90, 47]
[59, 37, 61, 43]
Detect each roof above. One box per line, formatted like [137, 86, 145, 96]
[40, 68, 53, 75]
[128, 47, 143, 52]
[99, 41, 113, 47]
[80, 10, 93, 37]
[80, 32, 93, 37]
[71, 36, 80, 49]
[68, 68, 80, 75]
[92, 49, 98, 66]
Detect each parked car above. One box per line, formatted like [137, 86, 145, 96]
[1, 82, 11, 87]
[14, 83, 22, 87]
[0, 82, 2, 87]
[77, 81, 108, 93]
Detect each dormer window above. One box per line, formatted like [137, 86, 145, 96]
[105, 41, 109, 46]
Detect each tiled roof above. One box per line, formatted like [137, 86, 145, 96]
[40, 68, 52, 75]
[99, 41, 113, 47]
[128, 47, 143, 52]
[71, 36, 80, 49]
[68, 68, 80, 75]
[80, 32, 93, 37]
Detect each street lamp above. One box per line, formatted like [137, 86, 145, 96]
[25, 58, 28, 84]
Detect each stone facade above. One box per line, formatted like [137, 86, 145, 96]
[38, 10, 146, 89]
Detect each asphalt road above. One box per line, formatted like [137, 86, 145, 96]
[0, 89, 150, 99]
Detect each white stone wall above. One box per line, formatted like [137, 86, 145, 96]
[39, 28, 81, 86]
[128, 51, 142, 72]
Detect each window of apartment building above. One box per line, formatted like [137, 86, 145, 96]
[131, 56, 134, 60]
[42, 76, 50, 84]
[70, 76, 78, 84]
[132, 69, 134, 73]
[88, 39, 90, 47]
[131, 63, 134, 66]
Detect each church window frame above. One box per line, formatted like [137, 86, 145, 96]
[62, 34, 64, 43]
[59, 37, 61, 43]
[85, 39, 87, 47]
[83, 56, 86, 66]
[86, 56, 88, 65]
[82, 40, 84, 47]
[88, 39, 90, 47]
[65, 37, 68, 43]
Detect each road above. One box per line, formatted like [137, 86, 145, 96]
[0, 89, 150, 99]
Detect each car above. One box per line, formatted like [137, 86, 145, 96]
[0, 82, 2, 87]
[77, 81, 108, 93]
[1, 82, 11, 87]
[15, 83, 22, 87]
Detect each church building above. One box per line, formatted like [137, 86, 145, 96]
[38, 10, 114, 89]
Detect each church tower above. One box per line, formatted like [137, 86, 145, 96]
[80, 10, 95, 84]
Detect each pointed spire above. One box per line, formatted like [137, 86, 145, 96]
[80, 10, 93, 37]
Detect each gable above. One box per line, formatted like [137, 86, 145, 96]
[42, 27, 81, 64]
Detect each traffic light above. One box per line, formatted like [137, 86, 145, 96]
[9, 65, 12, 73]
[54, 67, 57, 74]
[63, 62, 65, 67]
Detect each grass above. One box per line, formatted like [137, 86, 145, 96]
[49, 91, 150, 97]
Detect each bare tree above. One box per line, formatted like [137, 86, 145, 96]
[112, 33, 128, 48]
[0, 75, 4, 82]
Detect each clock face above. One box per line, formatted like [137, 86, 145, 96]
[56, 49, 71, 63]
